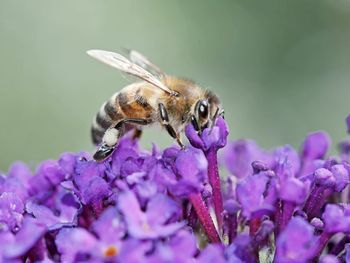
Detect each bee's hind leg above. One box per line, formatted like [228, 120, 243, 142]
[93, 118, 152, 162]
[158, 103, 185, 150]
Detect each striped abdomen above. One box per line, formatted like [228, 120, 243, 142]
[91, 93, 123, 145]
[91, 83, 157, 145]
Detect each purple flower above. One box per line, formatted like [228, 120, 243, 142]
[185, 116, 228, 152]
[224, 140, 272, 179]
[236, 171, 277, 219]
[0, 192, 24, 231]
[300, 131, 330, 176]
[322, 204, 350, 234]
[148, 230, 197, 263]
[278, 177, 308, 204]
[275, 217, 318, 263]
[2, 112, 350, 262]
[73, 160, 110, 208]
[197, 244, 226, 263]
[346, 114, 350, 134]
[163, 147, 208, 198]
[0, 217, 46, 260]
[56, 207, 126, 262]
[1, 162, 32, 202]
[118, 191, 184, 239]
[25, 189, 80, 231]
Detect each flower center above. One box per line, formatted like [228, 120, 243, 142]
[104, 245, 118, 257]
[142, 222, 151, 231]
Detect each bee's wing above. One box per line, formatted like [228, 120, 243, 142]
[126, 49, 165, 79]
[87, 50, 175, 95]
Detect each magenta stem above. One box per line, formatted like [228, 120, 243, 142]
[189, 193, 221, 243]
[205, 149, 224, 232]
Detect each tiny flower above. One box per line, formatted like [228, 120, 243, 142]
[236, 171, 277, 219]
[148, 230, 197, 263]
[185, 116, 228, 152]
[118, 191, 184, 239]
[0, 217, 46, 260]
[166, 147, 208, 198]
[73, 160, 110, 209]
[278, 177, 308, 205]
[197, 244, 226, 263]
[322, 204, 350, 234]
[275, 217, 318, 263]
[25, 190, 80, 231]
[224, 139, 272, 179]
[300, 131, 330, 176]
[0, 192, 24, 231]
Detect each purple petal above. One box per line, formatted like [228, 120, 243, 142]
[146, 194, 181, 226]
[236, 172, 277, 218]
[319, 254, 340, 263]
[224, 139, 273, 179]
[200, 117, 229, 151]
[279, 177, 308, 204]
[301, 131, 330, 160]
[91, 207, 125, 243]
[55, 227, 97, 263]
[198, 244, 226, 263]
[322, 204, 350, 234]
[149, 230, 197, 262]
[346, 114, 350, 134]
[2, 217, 46, 259]
[331, 164, 349, 192]
[185, 123, 205, 149]
[275, 217, 318, 263]
[274, 145, 300, 180]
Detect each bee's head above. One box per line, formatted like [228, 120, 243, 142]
[191, 91, 222, 133]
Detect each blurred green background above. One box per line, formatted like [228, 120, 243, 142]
[1, 0, 350, 170]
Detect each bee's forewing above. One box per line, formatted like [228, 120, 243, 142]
[87, 50, 173, 95]
[127, 49, 165, 79]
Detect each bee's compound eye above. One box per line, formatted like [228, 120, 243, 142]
[198, 100, 209, 120]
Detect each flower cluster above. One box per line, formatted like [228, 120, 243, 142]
[1, 115, 350, 262]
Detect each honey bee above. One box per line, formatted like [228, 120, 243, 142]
[87, 49, 223, 161]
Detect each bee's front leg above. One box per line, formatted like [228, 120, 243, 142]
[93, 118, 152, 162]
[158, 103, 185, 149]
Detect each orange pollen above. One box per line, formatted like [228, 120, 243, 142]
[104, 246, 118, 257]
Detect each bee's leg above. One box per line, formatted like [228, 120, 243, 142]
[158, 103, 185, 149]
[93, 118, 152, 162]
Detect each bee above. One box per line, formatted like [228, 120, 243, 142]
[87, 49, 223, 161]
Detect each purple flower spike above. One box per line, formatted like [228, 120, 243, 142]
[118, 191, 184, 239]
[186, 117, 228, 232]
[275, 217, 318, 263]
